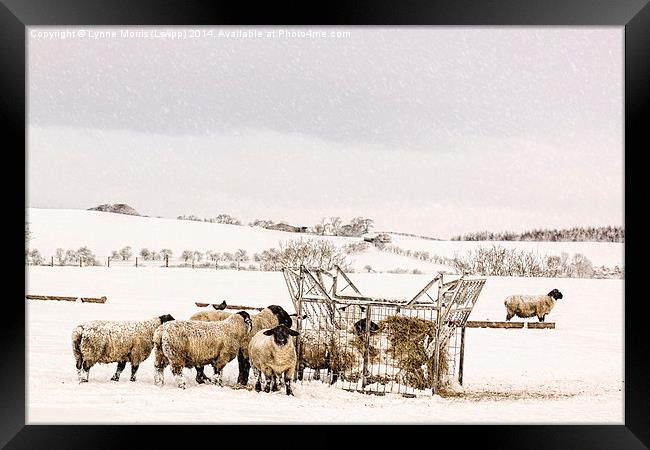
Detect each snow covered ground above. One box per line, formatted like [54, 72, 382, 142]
[26, 266, 623, 424]
[27, 208, 624, 272]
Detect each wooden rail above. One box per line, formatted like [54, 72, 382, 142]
[194, 302, 265, 311]
[26, 294, 77, 302]
[465, 320, 555, 329]
[26, 294, 108, 303]
[80, 296, 108, 304]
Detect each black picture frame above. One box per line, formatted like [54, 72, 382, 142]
[4, 0, 646, 448]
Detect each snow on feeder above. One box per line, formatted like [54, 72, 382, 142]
[282, 265, 486, 397]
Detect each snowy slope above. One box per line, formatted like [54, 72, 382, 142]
[26, 208, 623, 272]
[26, 266, 623, 424]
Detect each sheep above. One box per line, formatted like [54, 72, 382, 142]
[294, 313, 380, 385]
[236, 305, 293, 386]
[71, 314, 175, 383]
[187, 304, 292, 385]
[189, 310, 232, 322]
[504, 289, 563, 322]
[187, 303, 233, 384]
[153, 311, 253, 389]
[248, 324, 300, 395]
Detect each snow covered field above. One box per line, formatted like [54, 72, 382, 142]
[26, 266, 623, 424]
[27, 208, 624, 271]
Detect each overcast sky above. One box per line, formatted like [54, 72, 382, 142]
[27, 27, 623, 238]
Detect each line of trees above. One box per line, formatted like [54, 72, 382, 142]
[377, 243, 623, 279]
[177, 214, 242, 225]
[451, 226, 624, 243]
[25, 246, 100, 266]
[309, 216, 374, 237]
[175, 214, 377, 238]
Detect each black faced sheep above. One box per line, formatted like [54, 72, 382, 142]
[71, 314, 175, 383]
[153, 311, 252, 389]
[248, 324, 300, 395]
[504, 289, 564, 322]
[236, 305, 293, 386]
[213, 300, 227, 310]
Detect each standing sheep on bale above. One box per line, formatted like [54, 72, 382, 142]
[153, 311, 253, 389]
[504, 289, 564, 322]
[71, 314, 175, 383]
[249, 324, 300, 395]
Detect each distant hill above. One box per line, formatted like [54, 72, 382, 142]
[87, 203, 140, 216]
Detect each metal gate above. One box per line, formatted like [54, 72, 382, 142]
[282, 265, 486, 397]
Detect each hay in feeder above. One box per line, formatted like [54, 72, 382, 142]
[378, 315, 450, 391]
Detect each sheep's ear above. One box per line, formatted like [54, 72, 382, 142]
[263, 329, 275, 336]
[288, 329, 300, 336]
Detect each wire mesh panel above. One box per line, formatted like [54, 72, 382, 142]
[283, 266, 486, 397]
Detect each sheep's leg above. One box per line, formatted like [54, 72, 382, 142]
[264, 371, 272, 393]
[130, 364, 139, 382]
[153, 369, 164, 386]
[171, 365, 186, 389]
[270, 375, 279, 392]
[284, 373, 294, 396]
[253, 368, 262, 392]
[75, 357, 84, 381]
[195, 366, 209, 384]
[210, 365, 223, 387]
[539, 315, 545, 322]
[237, 350, 251, 385]
[80, 360, 92, 383]
[110, 361, 126, 381]
[505, 312, 513, 321]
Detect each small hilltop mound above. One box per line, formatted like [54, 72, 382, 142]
[87, 203, 141, 216]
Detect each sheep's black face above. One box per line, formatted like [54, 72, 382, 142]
[548, 289, 563, 300]
[268, 305, 293, 328]
[213, 301, 227, 310]
[159, 314, 175, 323]
[236, 311, 253, 332]
[353, 319, 380, 335]
[263, 324, 300, 346]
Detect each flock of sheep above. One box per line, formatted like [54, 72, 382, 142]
[70, 288, 563, 396]
[72, 303, 303, 395]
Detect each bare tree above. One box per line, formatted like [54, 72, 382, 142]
[119, 246, 133, 261]
[55, 248, 66, 265]
[29, 249, 44, 265]
[234, 249, 249, 270]
[329, 216, 342, 236]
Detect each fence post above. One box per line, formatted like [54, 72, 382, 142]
[165, 254, 169, 267]
[135, 257, 138, 268]
[432, 275, 443, 395]
[361, 305, 372, 390]
[79, 258, 82, 267]
[293, 266, 304, 382]
[107, 256, 110, 267]
[458, 326, 466, 386]
[51, 256, 54, 267]
[192, 258, 194, 269]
